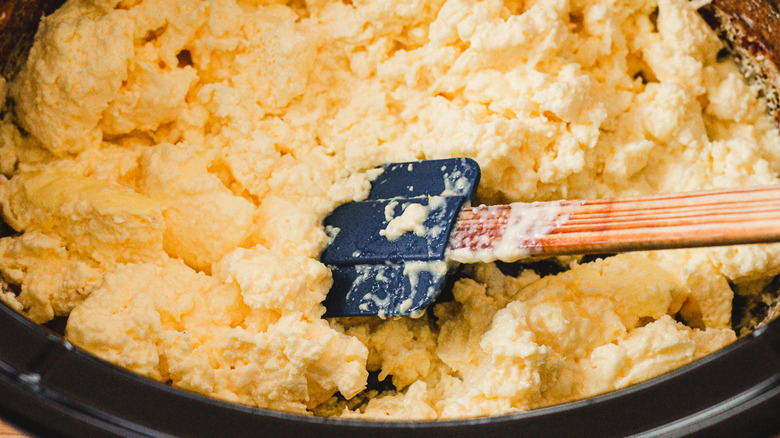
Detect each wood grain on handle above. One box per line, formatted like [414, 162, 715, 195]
[449, 185, 780, 260]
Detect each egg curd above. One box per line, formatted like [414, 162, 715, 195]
[0, 0, 778, 419]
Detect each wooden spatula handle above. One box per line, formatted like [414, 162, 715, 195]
[449, 185, 780, 261]
[544, 184, 780, 255]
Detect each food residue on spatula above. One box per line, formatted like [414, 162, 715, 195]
[380, 202, 430, 241]
[446, 201, 573, 263]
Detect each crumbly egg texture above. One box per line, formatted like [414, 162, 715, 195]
[0, 0, 776, 419]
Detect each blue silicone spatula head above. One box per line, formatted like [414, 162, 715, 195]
[321, 158, 480, 317]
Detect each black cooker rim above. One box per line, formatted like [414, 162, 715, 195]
[0, 300, 778, 438]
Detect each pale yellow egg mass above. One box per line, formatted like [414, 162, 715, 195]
[1, 0, 776, 419]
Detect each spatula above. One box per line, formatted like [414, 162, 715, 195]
[321, 158, 780, 318]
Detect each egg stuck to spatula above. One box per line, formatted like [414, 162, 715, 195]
[321, 158, 780, 318]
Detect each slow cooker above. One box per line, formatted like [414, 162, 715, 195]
[0, 0, 778, 436]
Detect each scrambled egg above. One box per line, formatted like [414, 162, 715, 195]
[0, 0, 777, 419]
